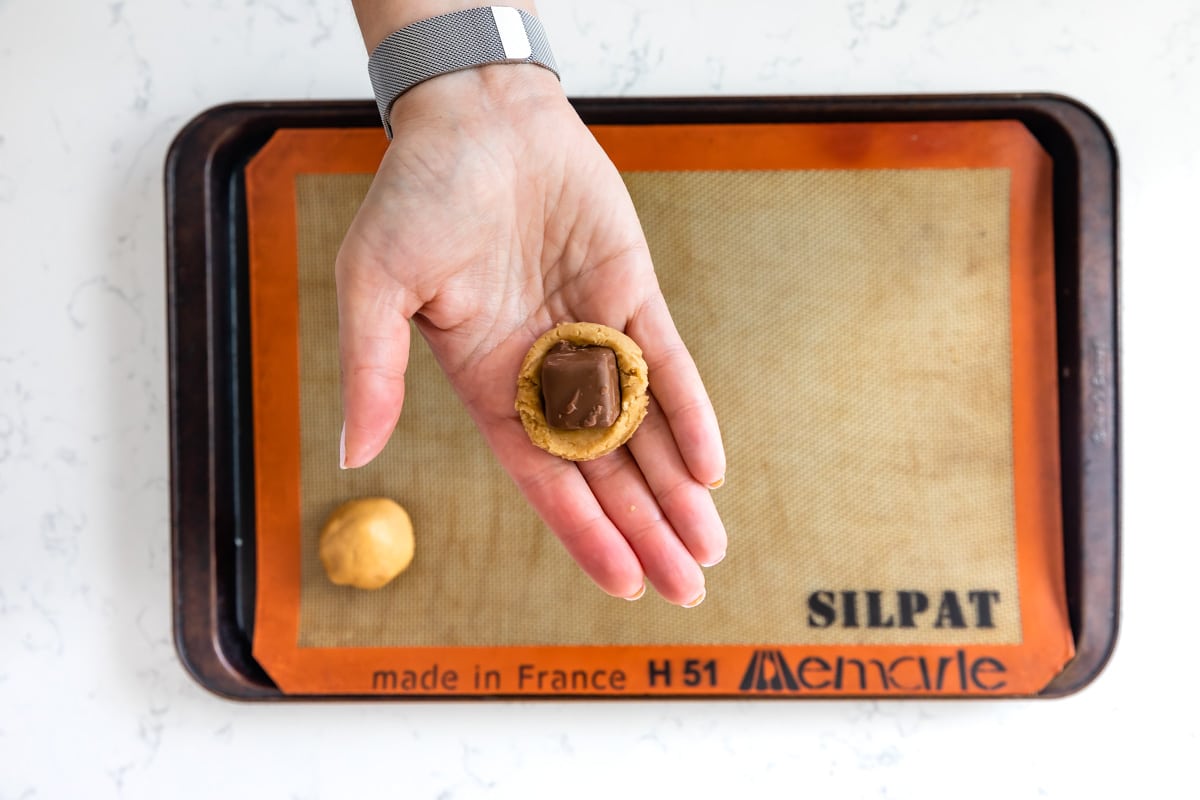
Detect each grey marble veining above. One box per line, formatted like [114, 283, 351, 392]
[0, 0, 1195, 796]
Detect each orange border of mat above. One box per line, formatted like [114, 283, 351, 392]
[247, 121, 1072, 696]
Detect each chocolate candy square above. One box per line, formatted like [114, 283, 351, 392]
[540, 342, 621, 430]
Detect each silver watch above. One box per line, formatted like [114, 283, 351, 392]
[367, 6, 560, 138]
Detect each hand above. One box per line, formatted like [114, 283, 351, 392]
[335, 65, 726, 606]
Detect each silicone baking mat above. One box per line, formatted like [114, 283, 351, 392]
[245, 120, 1072, 696]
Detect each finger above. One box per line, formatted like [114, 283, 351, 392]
[627, 397, 727, 568]
[627, 293, 726, 488]
[577, 448, 707, 607]
[335, 254, 418, 469]
[484, 420, 647, 599]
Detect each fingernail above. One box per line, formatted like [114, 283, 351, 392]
[682, 588, 706, 608]
[623, 584, 646, 601]
[700, 552, 725, 568]
[708, 477, 725, 490]
[339, 422, 348, 470]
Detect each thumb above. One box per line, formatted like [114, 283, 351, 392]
[335, 258, 419, 470]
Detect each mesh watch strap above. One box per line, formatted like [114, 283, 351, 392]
[367, 6, 560, 138]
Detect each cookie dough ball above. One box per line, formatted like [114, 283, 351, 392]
[318, 498, 414, 590]
[515, 322, 650, 461]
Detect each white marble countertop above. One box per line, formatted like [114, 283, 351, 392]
[1, 0, 1194, 796]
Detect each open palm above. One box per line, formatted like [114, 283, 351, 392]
[335, 67, 725, 606]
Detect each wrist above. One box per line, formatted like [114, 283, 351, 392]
[387, 60, 564, 132]
[362, 4, 561, 137]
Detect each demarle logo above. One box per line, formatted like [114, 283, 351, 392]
[739, 650, 799, 692]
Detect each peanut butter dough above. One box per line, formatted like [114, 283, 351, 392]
[515, 322, 650, 461]
[318, 498, 414, 590]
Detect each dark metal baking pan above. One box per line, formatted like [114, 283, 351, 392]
[166, 95, 1119, 700]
